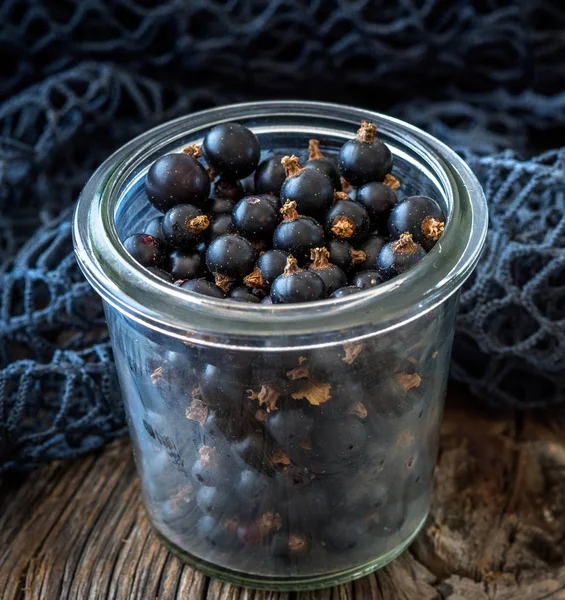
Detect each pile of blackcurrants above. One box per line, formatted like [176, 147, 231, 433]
[124, 120, 446, 304]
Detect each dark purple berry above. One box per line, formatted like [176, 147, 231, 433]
[307, 247, 347, 295]
[377, 233, 426, 279]
[180, 278, 225, 298]
[273, 201, 325, 263]
[271, 256, 326, 304]
[254, 155, 286, 195]
[197, 515, 240, 550]
[261, 295, 274, 305]
[208, 197, 235, 215]
[167, 249, 203, 280]
[330, 286, 360, 298]
[162, 204, 210, 248]
[210, 176, 244, 203]
[311, 416, 367, 461]
[339, 121, 392, 186]
[146, 266, 174, 283]
[229, 286, 261, 303]
[145, 152, 210, 212]
[232, 195, 280, 240]
[325, 199, 370, 241]
[356, 178, 399, 222]
[207, 214, 236, 243]
[206, 234, 257, 280]
[351, 270, 383, 289]
[388, 195, 445, 251]
[257, 249, 289, 285]
[303, 139, 341, 188]
[327, 239, 355, 274]
[124, 233, 165, 267]
[322, 518, 369, 552]
[144, 216, 171, 248]
[203, 122, 260, 179]
[280, 155, 334, 216]
[197, 486, 232, 518]
[353, 235, 387, 273]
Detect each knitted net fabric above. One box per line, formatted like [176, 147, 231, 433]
[1, 0, 564, 472]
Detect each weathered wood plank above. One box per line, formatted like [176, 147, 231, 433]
[1, 391, 564, 600]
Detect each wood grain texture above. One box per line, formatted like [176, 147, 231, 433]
[1, 389, 564, 600]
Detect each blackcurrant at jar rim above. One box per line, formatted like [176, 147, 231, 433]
[73, 101, 488, 349]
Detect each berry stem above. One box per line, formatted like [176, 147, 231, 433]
[392, 232, 418, 254]
[280, 200, 300, 222]
[356, 120, 377, 143]
[307, 139, 325, 160]
[283, 256, 302, 276]
[281, 155, 303, 178]
[182, 144, 202, 158]
[310, 247, 330, 269]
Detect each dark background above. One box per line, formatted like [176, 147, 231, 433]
[1, 0, 564, 473]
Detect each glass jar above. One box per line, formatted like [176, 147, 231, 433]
[73, 101, 487, 590]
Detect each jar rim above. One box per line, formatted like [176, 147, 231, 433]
[73, 100, 488, 349]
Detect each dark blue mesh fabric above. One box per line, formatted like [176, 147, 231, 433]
[1, 0, 564, 472]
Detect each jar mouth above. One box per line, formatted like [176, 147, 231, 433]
[73, 101, 487, 349]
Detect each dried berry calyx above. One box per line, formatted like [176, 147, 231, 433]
[280, 200, 300, 222]
[243, 266, 265, 289]
[281, 155, 303, 178]
[356, 120, 377, 143]
[291, 380, 332, 405]
[182, 144, 202, 158]
[282, 255, 302, 276]
[383, 174, 400, 190]
[185, 398, 209, 426]
[342, 341, 365, 364]
[213, 273, 234, 292]
[395, 373, 422, 392]
[307, 139, 325, 160]
[333, 191, 349, 203]
[310, 247, 331, 270]
[350, 248, 367, 265]
[391, 232, 418, 254]
[198, 445, 217, 467]
[340, 176, 352, 192]
[422, 216, 445, 240]
[151, 366, 163, 384]
[185, 215, 209, 234]
[331, 216, 355, 238]
[247, 383, 280, 411]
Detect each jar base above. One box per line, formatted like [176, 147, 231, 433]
[152, 512, 428, 592]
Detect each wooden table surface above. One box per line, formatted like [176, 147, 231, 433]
[1, 387, 565, 600]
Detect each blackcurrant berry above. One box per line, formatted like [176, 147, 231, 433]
[327, 239, 364, 274]
[280, 155, 334, 216]
[354, 234, 386, 273]
[330, 286, 360, 298]
[203, 122, 260, 179]
[322, 518, 369, 552]
[196, 486, 232, 518]
[304, 139, 341, 188]
[261, 295, 274, 305]
[356, 176, 399, 222]
[232, 195, 280, 240]
[229, 286, 261, 303]
[124, 233, 165, 267]
[351, 270, 383, 289]
[210, 176, 244, 203]
[388, 195, 445, 251]
[256, 249, 290, 285]
[162, 204, 210, 248]
[376, 232, 426, 280]
[144, 216, 171, 248]
[311, 416, 368, 461]
[307, 247, 347, 295]
[180, 278, 225, 298]
[271, 256, 326, 304]
[206, 213, 236, 243]
[272, 201, 325, 263]
[197, 515, 241, 549]
[325, 199, 370, 241]
[145, 152, 210, 212]
[338, 121, 393, 186]
[208, 197, 235, 216]
[206, 234, 257, 280]
[254, 155, 286, 195]
[167, 249, 203, 280]
[146, 266, 175, 283]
